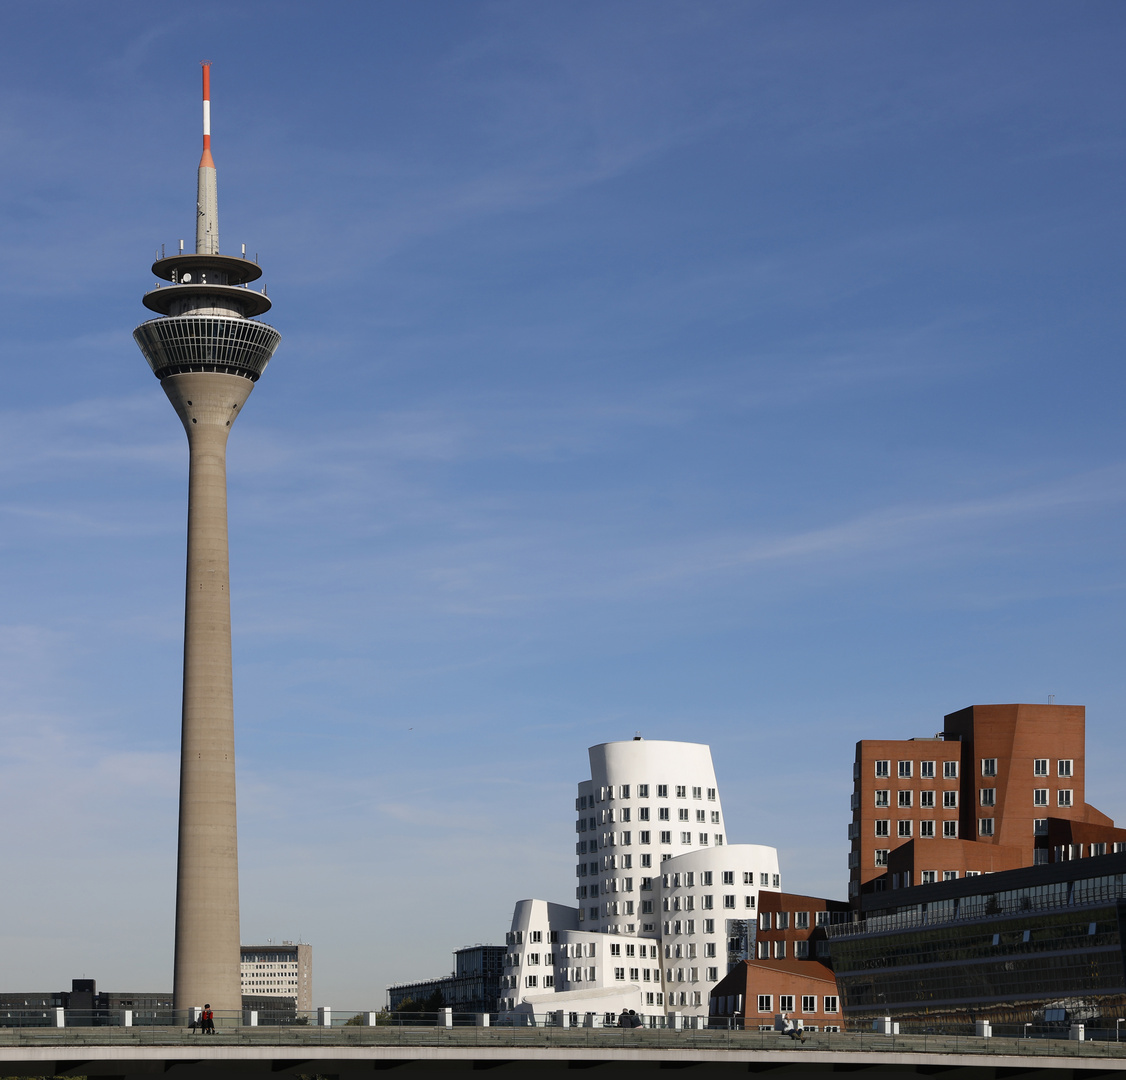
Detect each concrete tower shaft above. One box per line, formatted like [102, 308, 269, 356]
[133, 64, 281, 1017]
[166, 372, 254, 1015]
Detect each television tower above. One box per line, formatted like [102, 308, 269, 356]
[134, 64, 281, 1015]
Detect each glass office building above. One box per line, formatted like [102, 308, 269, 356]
[828, 852, 1126, 1033]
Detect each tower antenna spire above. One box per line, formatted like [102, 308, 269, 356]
[196, 61, 218, 254]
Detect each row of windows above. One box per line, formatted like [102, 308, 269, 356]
[663, 894, 751, 912]
[758, 911, 825, 929]
[873, 760, 958, 779]
[583, 830, 726, 848]
[870, 758, 1075, 779]
[873, 846, 985, 866]
[506, 930, 557, 946]
[663, 937, 717, 957]
[875, 789, 959, 808]
[577, 785, 718, 808]
[756, 939, 813, 959]
[1056, 842, 1126, 859]
[607, 942, 658, 958]
[663, 870, 779, 889]
[873, 820, 959, 840]
[660, 966, 719, 983]
[756, 994, 838, 1014]
[582, 807, 723, 826]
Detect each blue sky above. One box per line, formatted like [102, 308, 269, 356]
[2, 0, 1126, 1003]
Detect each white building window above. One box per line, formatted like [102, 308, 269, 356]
[981, 758, 997, 777]
[758, 994, 772, 1013]
[944, 761, 958, 779]
[874, 849, 889, 866]
[824, 996, 839, 1013]
[920, 761, 935, 779]
[1034, 759, 1048, 776]
[1058, 759, 1073, 778]
[875, 760, 890, 778]
[898, 761, 912, 778]
[875, 790, 889, 807]
[898, 790, 913, 808]
[979, 818, 994, 836]
[943, 821, 958, 838]
[1034, 789, 1048, 806]
[1058, 789, 1073, 807]
[919, 820, 935, 838]
[943, 791, 958, 808]
[801, 996, 816, 1013]
[920, 791, 935, 808]
[898, 820, 912, 838]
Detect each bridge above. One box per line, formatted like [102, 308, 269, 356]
[3, 1028, 1126, 1080]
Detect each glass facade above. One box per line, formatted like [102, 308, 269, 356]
[134, 315, 281, 381]
[831, 870, 1126, 1030]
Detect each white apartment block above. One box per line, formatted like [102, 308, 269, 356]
[240, 942, 312, 1012]
[499, 738, 781, 1022]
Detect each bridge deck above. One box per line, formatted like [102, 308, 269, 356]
[2, 1029, 1125, 1078]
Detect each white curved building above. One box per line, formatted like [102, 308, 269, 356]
[499, 738, 782, 1022]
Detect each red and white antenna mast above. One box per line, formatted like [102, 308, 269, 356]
[196, 61, 218, 254]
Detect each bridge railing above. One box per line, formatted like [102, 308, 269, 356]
[2, 1010, 1126, 1057]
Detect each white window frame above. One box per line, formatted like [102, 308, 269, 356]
[1058, 759, 1073, 778]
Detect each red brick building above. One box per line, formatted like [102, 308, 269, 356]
[848, 704, 1126, 901]
[709, 959, 841, 1030]
[708, 891, 849, 1028]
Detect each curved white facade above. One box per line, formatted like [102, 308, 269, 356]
[499, 738, 782, 1021]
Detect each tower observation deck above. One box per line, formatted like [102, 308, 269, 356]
[133, 64, 281, 1017]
